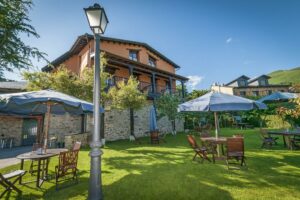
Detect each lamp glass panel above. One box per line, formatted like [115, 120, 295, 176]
[86, 10, 102, 27]
[100, 11, 108, 33]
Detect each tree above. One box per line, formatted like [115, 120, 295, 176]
[277, 98, 300, 127]
[108, 76, 147, 140]
[155, 93, 181, 135]
[187, 89, 210, 101]
[0, 0, 47, 78]
[23, 53, 109, 102]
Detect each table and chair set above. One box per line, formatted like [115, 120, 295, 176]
[0, 141, 81, 198]
[187, 131, 246, 170]
[261, 128, 300, 150]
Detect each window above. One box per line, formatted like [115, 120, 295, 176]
[81, 114, 87, 133]
[148, 56, 156, 67]
[129, 50, 138, 61]
[252, 91, 259, 96]
[259, 79, 267, 86]
[239, 80, 247, 87]
[239, 91, 246, 96]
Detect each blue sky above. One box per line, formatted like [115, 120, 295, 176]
[5, 0, 300, 90]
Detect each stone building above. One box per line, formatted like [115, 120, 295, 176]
[0, 34, 187, 147]
[211, 74, 290, 97]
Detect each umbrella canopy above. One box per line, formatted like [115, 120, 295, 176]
[178, 91, 267, 137]
[178, 91, 267, 112]
[0, 89, 98, 115]
[258, 92, 298, 103]
[0, 89, 103, 149]
[149, 105, 158, 132]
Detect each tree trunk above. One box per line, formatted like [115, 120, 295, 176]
[129, 108, 135, 140]
[171, 120, 176, 135]
[100, 112, 105, 145]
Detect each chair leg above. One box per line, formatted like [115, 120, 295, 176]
[192, 153, 197, 161]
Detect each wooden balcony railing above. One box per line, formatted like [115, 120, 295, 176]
[107, 76, 183, 98]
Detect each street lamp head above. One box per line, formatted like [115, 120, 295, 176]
[84, 3, 109, 35]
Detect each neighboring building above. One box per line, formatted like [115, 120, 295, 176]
[0, 81, 27, 94]
[42, 33, 188, 98]
[211, 74, 290, 97]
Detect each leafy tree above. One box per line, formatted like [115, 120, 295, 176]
[0, 0, 47, 78]
[155, 93, 181, 135]
[187, 89, 210, 101]
[23, 53, 109, 102]
[108, 76, 147, 140]
[277, 98, 300, 127]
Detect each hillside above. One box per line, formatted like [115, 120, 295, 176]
[268, 67, 300, 85]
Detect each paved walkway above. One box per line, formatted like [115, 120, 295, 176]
[0, 146, 32, 169]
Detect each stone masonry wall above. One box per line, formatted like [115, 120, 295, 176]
[0, 116, 23, 146]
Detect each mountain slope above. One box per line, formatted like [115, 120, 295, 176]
[268, 67, 300, 85]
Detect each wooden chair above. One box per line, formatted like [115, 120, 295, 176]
[55, 150, 79, 190]
[260, 129, 278, 148]
[150, 131, 160, 144]
[226, 137, 246, 169]
[0, 170, 26, 198]
[72, 141, 81, 151]
[187, 135, 213, 163]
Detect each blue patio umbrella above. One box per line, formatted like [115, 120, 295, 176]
[178, 91, 267, 137]
[0, 89, 103, 148]
[258, 92, 298, 103]
[149, 105, 158, 132]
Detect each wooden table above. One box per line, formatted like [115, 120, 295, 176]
[268, 130, 300, 148]
[200, 137, 227, 158]
[16, 148, 67, 188]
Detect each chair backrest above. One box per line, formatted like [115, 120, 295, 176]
[58, 150, 79, 172]
[72, 141, 82, 151]
[32, 143, 42, 151]
[233, 134, 244, 138]
[187, 135, 198, 149]
[226, 137, 244, 155]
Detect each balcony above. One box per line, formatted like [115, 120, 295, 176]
[107, 76, 182, 98]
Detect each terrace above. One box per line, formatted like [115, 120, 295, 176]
[1, 128, 300, 199]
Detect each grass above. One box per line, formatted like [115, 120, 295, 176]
[268, 66, 300, 84]
[1, 128, 300, 199]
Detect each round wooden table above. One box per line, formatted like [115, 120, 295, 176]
[16, 148, 67, 188]
[200, 137, 227, 158]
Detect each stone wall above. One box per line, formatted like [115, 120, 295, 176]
[103, 103, 184, 141]
[0, 116, 23, 146]
[64, 132, 89, 149]
[0, 104, 185, 146]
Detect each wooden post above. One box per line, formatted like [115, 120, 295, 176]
[214, 112, 219, 138]
[43, 103, 51, 150]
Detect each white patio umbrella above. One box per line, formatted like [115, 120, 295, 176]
[178, 91, 267, 137]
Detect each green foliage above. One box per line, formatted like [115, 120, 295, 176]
[268, 66, 300, 85]
[277, 98, 300, 127]
[0, 0, 47, 77]
[186, 89, 210, 101]
[155, 93, 181, 121]
[108, 76, 147, 110]
[23, 54, 110, 102]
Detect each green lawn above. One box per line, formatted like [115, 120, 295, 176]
[1, 128, 300, 200]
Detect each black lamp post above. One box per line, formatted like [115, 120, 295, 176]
[84, 3, 108, 200]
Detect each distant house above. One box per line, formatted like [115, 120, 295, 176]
[211, 74, 290, 97]
[0, 81, 27, 94]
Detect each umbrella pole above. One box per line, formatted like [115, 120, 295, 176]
[214, 112, 219, 138]
[44, 103, 51, 150]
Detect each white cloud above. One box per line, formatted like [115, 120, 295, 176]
[186, 75, 204, 91]
[226, 37, 232, 44]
